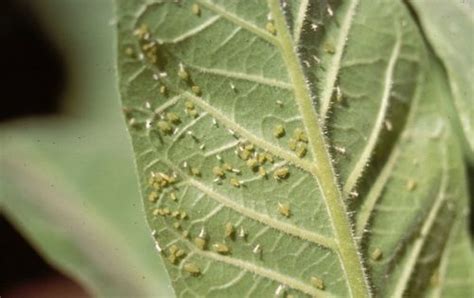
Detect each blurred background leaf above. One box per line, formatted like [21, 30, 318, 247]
[409, 0, 474, 160]
[0, 0, 173, 296]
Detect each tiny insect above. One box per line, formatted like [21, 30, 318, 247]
[371, 248, 383, 261]
[406, 179, 417, 191]
[178, 63, 189, 81]
[158, 120, 173, 134]
[175, 249, 186, 258]
[295, 142, 307, 158]
[213, 243, 231, 254]
[179, 211, 187, 220]
[324, 42, 336, 54]
[182, 231, 189, 238]
[183, 262, 201, 275]
[191, 85, 201, 95]
[191, 3, 201, 16]
[238, 226, 247, 239]
[166, 112, 180, 124]
[160, 85, 167, 95]
[199, 144, 206, 150]
[213, 166, 225, 178]
[273, 167, 289, 180]
[278, 202, 291, 217]
[222, 163, 233, 172]
[273, 124, 285, 138]
[246, 158, 259, 170]
[266, 21, 276, 35]
[310, 276, 325, 290]
[194, 237, 207, 250]
[173, 222, 181, 229]
[170, 192, 177, 201]
[148, 191, 159, 203]
[230, 178, 241, 188]
[258, 166, 267, 177]
[190, 167, 201, 177]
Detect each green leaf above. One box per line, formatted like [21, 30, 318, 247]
[408, 0, 474, 157]
[116, 0, 472, 297]
[1, 0, 172, 296]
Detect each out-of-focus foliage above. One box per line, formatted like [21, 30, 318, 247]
[0, 0, 172, 296]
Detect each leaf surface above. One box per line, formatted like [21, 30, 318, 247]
[116, 0, 472, 297]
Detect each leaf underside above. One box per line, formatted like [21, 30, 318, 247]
[116, 0, 473, 297]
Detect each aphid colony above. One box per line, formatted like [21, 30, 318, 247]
[279, 127, 309, 158]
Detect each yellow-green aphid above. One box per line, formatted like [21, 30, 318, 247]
[258, 166, 267, 177]
[191, 3, 201, 16]
[371, 248, 383, 261]
[310, 276, 325, 290]
[406, 179, 417, 191]
[170, 191, 177, 201]
[222, 163, 233, 172]
[213, 166, 225, 178]
[273, 166, 289, 180]
[324, 42, 336, 54]
[244, 143, 255, 152]
[191, 85, 201, 95]
[278, 202, 290, 217]
[183, 262, 201, 276]
[187, 108, 199, 118]
[293, 128, 308, 143]
[160, 85, 167, 95]
[273, 124, 285, 138]
[213, 243, 231, 254]
[264, 152, 274, 163]
[167, 254, 177, 264]
[162, 207, 171, 215]
[133, 24, 149, 40]
[230, 178, 241, 188]
[180, 211, 188, 220]
[171, 211, 180, 218]
[169, 244, 179, 254]
[194, 237, 207, 250]
[182, 231, 190, 239]
[125, 47, 134, 56]
[190, 167, 201, 177]
[175, 249, 186, 258]
[296, 142, 307, 158]
[148, 191, 159, 203]
[158, 120, 173, 134]
[257, 153, 267, 164]
[225, 222, 235, 239]
[173, 222, 181, 230]
[185, 100, 194, 109]
[246, 158, 258, 170]
[238, 149, 251, 160]
[266, 21, 276, 35]
[288, 138, 298, 151]
[178, 63, 189, 81]
[166, 112, 180, 124]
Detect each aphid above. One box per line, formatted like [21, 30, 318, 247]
[287, 138, 298, 151]
[258, 166, 267, 177]
[273, 124, 285, 138]
[324, 42, 336, 54]
[213, 166, 225, 178]
[191, 3, 201, 16]
[125, 47, 134, 56]
[238, 149, 251, 160]
[406, 179, 417, 191]
[225, 222, 235, 238]
[216, 154, 222, 161]
[175, 249, 186, 258]
[212, 118, 218, 127]
[162, 207, 171, 215]
[170, 192, 177, 201]
[257, 153, 267, 164]
[133, 24, 149, 40]
[178, 63, 189, 81]
[371, 248, 383, 261]
[278, 202, 291, 217]
[148, 191, 159, 203]
[171, 211, 180, 218]
[190, 167, 201, 177]
[183, 161, 188, 168]
[295, 142, 307, 158]
[183, 262, 201, 275]
[199, 144, 206, 150]
[182, 231, 189, 238]
[167, 254, 177, 264]
[185, 100, 195, 109]
[266, 21, 276, 35]
[158, 120, 173, 134]
[179, 211, 188, 219]
[213, 243, 231, 254]
[230, 178, 241, 188]
[188, 109, 199, 118]
[173, 222, 181, 229]
[246, 158, 259, 170]
[264, 152, 274, 163]
[193, 233, 207, 248]
[160, 85, 167, 95]
[169, 244, 179, 254]
[303, 60, 311, 68]
[273, 167, 289, 180]
[166, 112, 180, 124]
[222, 163, 233, 172]
[293, 128, 308, 143]
[191, 85, 201, 95]
[310, 276, 325, 290]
